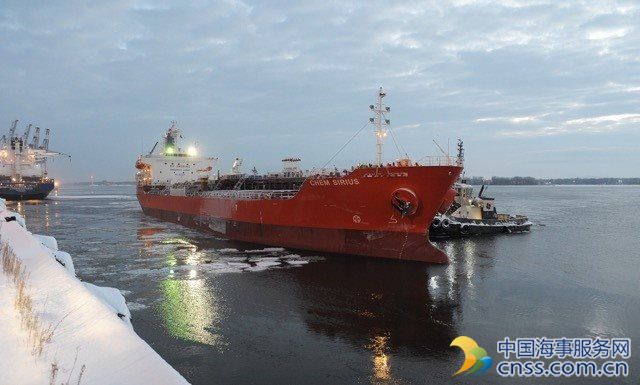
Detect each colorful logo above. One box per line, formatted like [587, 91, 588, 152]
[451, 336, 493, 375]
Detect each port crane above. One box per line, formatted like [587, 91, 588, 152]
[1, 120, 71, 181]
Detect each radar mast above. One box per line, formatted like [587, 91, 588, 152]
[369, 87, 390, 165]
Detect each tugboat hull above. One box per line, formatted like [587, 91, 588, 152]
[429, 216, 532, 238]
[0, 181, 55, 201]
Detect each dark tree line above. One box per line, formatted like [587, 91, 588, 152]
[465, 177, 640, 185]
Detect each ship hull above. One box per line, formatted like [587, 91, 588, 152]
[137, 166, 462, 263]
[141, 206, 449, 263]
[0, 181, 54, 201]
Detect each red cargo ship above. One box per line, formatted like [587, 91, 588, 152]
[136, 89, 462, 263]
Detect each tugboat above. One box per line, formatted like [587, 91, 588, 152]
[429, 140, 532, 238]
[0, 120, 69, 200]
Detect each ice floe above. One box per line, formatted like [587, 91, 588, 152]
[255, 260, 281, 268]
[126, 302, 149, 311]
[136, 227, 322, 276]
[245, 247, 286, 254]
[218, 247, 240, 253]
[286, 260, 309, 265]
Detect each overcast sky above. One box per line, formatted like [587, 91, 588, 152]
[1, 0, 639, 181]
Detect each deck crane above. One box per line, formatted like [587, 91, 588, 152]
[8, 120, 18, 139]
[41, 128, 50, 150]
[23, 124, 32, 144]
[31, 127, 40, 149]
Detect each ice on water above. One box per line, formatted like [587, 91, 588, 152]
[135, 228, 321, 276]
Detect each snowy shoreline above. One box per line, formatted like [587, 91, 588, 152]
[0, 199, 188, 385]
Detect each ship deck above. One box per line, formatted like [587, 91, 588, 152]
[140, 169, 356, 198]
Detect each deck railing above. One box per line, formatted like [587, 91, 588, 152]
[188, 189, 299, 200]
[416, 156, 459, 166]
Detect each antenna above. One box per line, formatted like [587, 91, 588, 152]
[369, 87, 390, 165]
[149, 141, 158, 155]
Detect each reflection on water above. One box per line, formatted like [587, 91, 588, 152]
[131, 213, 493, 383]
[434, 239, 496, 303]
[44, 203, 50, 228]
[368, 335, 390, 382]
[140, 231, 226, 348]
[281, 236, 501, 383]
[160, 278, 224, 348]
[9, 200, 54, 231]
[162, 237, 200, 267]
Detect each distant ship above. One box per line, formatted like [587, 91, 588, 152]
[0, 120, 69, 200]
[135, 89, 462, 263]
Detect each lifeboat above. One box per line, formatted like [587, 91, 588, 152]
[135, 159, 150, 170]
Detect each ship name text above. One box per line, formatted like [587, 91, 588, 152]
[309, 178, 360, 187]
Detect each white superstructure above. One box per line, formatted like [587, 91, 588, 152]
[136, 122, 217, 185]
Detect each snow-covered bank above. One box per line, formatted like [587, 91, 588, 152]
[0, 200, 188, 385]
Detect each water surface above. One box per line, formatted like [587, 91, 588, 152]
[10, 185, 639, 384]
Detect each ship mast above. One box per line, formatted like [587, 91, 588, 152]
[369, 87, 390, 165]
[164, 121, 180, 155]
[456, 138, 464, 167]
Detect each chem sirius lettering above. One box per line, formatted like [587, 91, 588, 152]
[308, 178, 360, 186]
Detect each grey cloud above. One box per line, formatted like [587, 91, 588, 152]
[0, 0, 639, 180]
